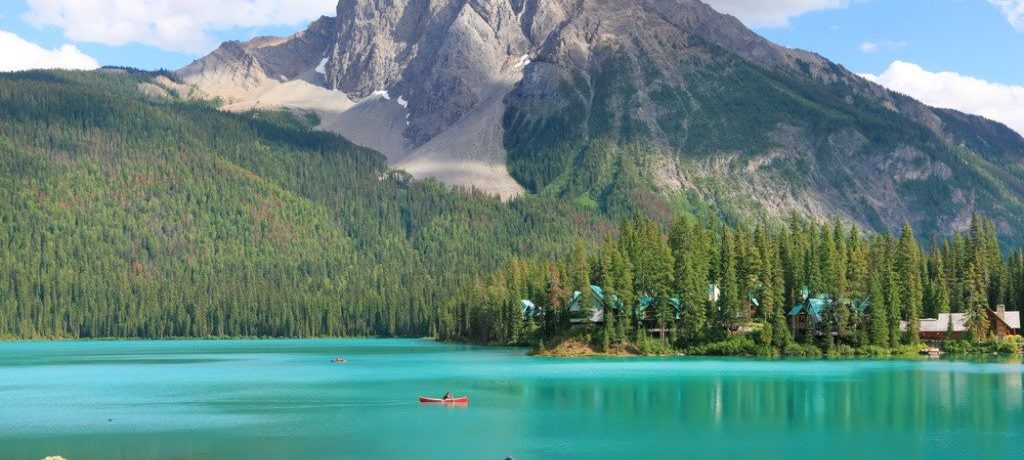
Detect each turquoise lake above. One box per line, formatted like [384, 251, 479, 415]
[1, 339, 1021, 460]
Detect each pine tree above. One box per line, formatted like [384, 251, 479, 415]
[770, 245, 791, 348]
[598, 240, 618, 342]
[847, 225, 869, 296]
[753, 225, 774, 346]
[669, 218, 708, 344]
[964, 262, 991, 341]
[879, 232, 903, 348]
[717, 228, 741, 334]
[817, 225, 835, 295]
[929, 249, 951, 320]
[896, 222, 923, 344]
[545, 262, 565, 335]
[830, 219, 848, 299]
[867, 269, 888, 347]
[572, 239, 593, 324]
[611, 245, 635, 335]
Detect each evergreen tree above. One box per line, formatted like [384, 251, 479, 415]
[896, 222, 923, 344]
[964, 262, 991, 341]
[847, 225, 869, 296]
[717, 229, 741, 333]
[611, 245, 634, 338]
[572, 239, 593, 323]
[669, 218, 708, 344]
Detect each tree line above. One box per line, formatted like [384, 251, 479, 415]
[442, 213, 1023, 355]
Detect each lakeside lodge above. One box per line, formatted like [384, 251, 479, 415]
[522, 285, 1021, 341]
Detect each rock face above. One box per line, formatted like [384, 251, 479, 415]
[178, 0, 1024, 239]
[179, 0, 548, 198]
[178, 16, 336, 99]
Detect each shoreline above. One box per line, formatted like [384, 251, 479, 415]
[529, 336, 1024, 360]
[2, 336, 1020, 361]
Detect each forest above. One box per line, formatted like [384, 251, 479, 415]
[0, 70, 602, 339]
[0, 70, 1022, 357]
[442, 213, 1024, 356]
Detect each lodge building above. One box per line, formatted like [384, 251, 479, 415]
[913, 305, 1021, 340]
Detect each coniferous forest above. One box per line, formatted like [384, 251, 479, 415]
[0, 70, 602, 339]
[449, 213, 1024, 356]
[1, 70, 1022, 355]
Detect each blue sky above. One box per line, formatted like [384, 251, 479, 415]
[754, 0, 1023, 86]
[2, 0, 1023, 134]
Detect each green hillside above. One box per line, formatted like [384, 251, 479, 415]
[0, 70, 603, 339]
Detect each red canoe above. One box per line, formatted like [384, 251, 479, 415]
[419, 396, 469, 404]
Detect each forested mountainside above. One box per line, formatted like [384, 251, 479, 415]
[0, 70, 604, 339]
[178, 0, 1024, 244]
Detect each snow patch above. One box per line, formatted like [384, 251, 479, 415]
[371, 90, 391, 100]
[279, 75, 287, 82]
[315, 58, 328, 75]
[396, 95, 408, 108]
[514, 54, 531, 70]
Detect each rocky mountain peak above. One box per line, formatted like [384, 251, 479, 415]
[179, 0, 816, 161]
[175, 0, 1024, 239]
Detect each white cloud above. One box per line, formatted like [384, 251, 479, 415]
[859, 40, 906, 54]
[23, 0, 337, 54]
[861, 61, 1024, 136]
[703, 0, 851, 28]
[0, 29, 98, 72]
[989, 0, 1024, 31]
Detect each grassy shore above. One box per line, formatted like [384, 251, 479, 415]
[530, 332, 1024, 359]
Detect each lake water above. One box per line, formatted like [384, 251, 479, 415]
[0, 339, 1021, 460]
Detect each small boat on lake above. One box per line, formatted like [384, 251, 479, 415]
[419, 396, 468, 404]
[331, 357, 347, 363]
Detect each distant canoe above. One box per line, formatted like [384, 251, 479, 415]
[418, 396, 468, 404]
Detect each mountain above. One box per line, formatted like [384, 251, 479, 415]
[175, 0, 1024, 242]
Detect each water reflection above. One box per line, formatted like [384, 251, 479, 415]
[509, 358, 1023, 459]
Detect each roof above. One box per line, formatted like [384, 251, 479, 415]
[851, 300, 871, 314]
[787, 296, 831, 321]
[999, 311, 1020, 329]
[909, 310, 1020, 333]
[568, 286, 606, 323]
[520, 299, 540, 318]
[918, 314, 967, 333]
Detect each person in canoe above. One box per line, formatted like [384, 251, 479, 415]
[418, 394, 468, 403]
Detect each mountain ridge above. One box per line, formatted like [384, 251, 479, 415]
[174, 0, 1024, 241]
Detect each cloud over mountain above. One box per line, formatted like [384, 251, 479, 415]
[23, 0, 337, 53]
[862, 60, 1024, 136]
[703, 0, 851, 27]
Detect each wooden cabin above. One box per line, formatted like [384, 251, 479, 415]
[787, 295, 832, 336]
[567, 285, 614, 324]
[912, 305, 1020, 340]
[989, 305, 1021, 337]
